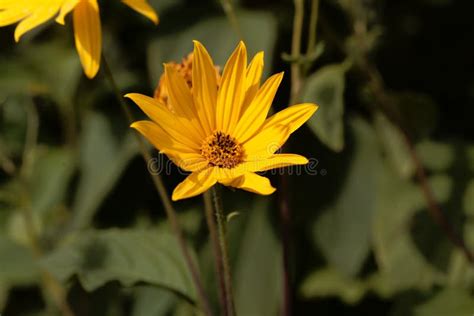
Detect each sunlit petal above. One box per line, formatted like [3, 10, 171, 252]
[192, 40, 218, 134]
[14, 0, 62, 42]
[55, 0, 79, 25]
[73, 0, 101, 78]
[234, 72, 284, 142]
[172, 168, 217, 201]
[220, 172, 275, 195]
[121, 0, 158, 24]
[216, 41, 247, 133]
[241, 51, 264, 112]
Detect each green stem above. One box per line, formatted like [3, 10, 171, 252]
[203, 191, 228, 315]
[307, 0, 320, 54]
[101, 55, 213, 315]
[280, 2, 306, 316]
[20, 100, 75, 316]
[211, 185, 236, 316]
[219, 0, 244, 41]
[290, 0, 304, 104]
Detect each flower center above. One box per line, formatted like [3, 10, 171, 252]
[201, 131, 244, 169]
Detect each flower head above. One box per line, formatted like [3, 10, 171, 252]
[154, 52, 221, 109]
[127, 41, 318, 201]
[0, 0, 158, 78]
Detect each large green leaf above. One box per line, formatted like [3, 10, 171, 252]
[29, 147, 76, 216]
[70, 112, 138, 230]
[5, 147, 75, 246]
[303, 61, 350, 152]
[40, 229, 197, 301]
[300, 267, 369, 304]
[0, 236, 39, 310]
[132, 286, 177, 316]
[148, 10, 277, 85]
[416, 141, 455, 172]
[414, 288, 474, 316]
[0, 40, 81, 107]
[234, 197, 282, 316]
[313, 117, 380, 276]
[0, 235, 39, 287]
[372, 168, 450, 296]
[374, 112, 415, 179]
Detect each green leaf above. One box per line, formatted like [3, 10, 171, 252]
[372, 167, 450, 295]
[148, 10, 277, 85]
[0, 40, 81, 107]
[416, 141, 455, 172]
[29, 147, 75, 216]
[374, 112, 415, 178]
[313, 117, 380, 276]
[234, 197, 282, 316]
[6, 147, 74, 246]
[0, 235, 39, 286]
[40, 229, 198, 301]
[300, 267, 368, 304]
[132, 286, 177, 316]
[463, 180, 474, 216]
[71, 112, 138, 230]
[414, 288, 474, 316]
[303, 61, 350, 152]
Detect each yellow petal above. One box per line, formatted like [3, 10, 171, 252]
[262, 103, 319, 133]
[0, 4, 32, 27]
[14, 0, 62, 42]
[192, 40, 218, 134]
[241, 154, 309, 172]
[220, 172, 275, 195]
[122, 0, 158, 24]
[243, 124, 290, 160]
[125, 93, 201, 150]
[73, 0, 101, 78]
[216, 41, 247, 133]
[164, 63, 206, 139]
[0, 0, 24, 9]
[172, 168, 217, 201]
[241, 51, 264, 112]
[131, 120, 207, 172]
[56, 0, 79, 25]
[234, 72, 284, 142]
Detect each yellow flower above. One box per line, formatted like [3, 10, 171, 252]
[154, 52, 221, 109]
[126, 41, 319, 201]
[0, 0, 158, 78]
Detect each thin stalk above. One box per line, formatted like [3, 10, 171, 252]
[219, 0, 244, 40]
[20, 100, 75, 316]
[211, 185, 236, 316]
[101, 56, 213, 315]
[290, 0, 304, 104]
[279, 2, 305, 316]
[307, 0, 320, 54]
[203, 191, 228, 315]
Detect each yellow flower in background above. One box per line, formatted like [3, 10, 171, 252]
[0, 0, 158, 78]
[127, 41, 318, 201]
[154, 52, 221, 109]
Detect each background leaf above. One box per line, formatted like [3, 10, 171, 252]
[303, 61, 350, 152]
[70, 112, 138, 230]
[40, 229, 198, 301]
[312, 117, 380, 276]
[234, 197, 282, 316]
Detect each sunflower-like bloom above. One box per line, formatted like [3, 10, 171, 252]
[0, 0, 158, 78]
[127, 41, 318, 201]
[154, 52, 221, 108]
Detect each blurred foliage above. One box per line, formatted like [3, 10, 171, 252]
[0, 0, 473, 315]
